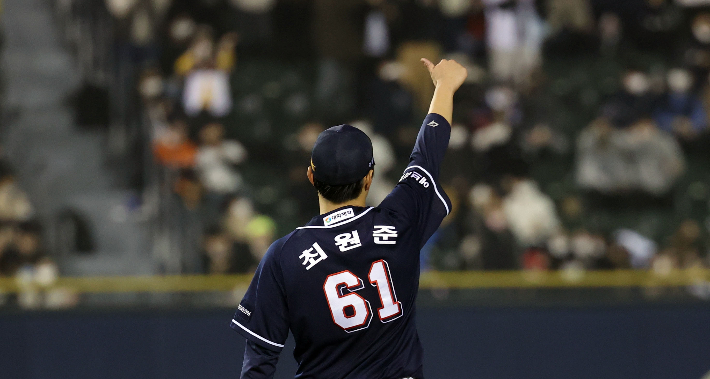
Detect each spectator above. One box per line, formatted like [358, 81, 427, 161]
[598, 242, 632, 270]
[0, 169, 34, 222]
[138, 67, 165, 105]
[215, 33, 239, 73]
[281, 122, 323, 226]
[615, 229, 656, 269]
[244, 215, 276, 261]
[182, 59, 234, 117]
[176, 29, 235, 118]
[0, 224, 16, 276]
[654, 68, 708, 140]
[202, 226, 256, 274]
[107, 0, 162, 124]
[170, 169, 206, 273]
[174, 169, 204, 211]
[223, 196, 256, 243]
[437, 0, 475, 53]
[153, 119, 198, 168]
[502, 177, 560, 247]
[162, 14, 197, 75]
[626, 119, 685, 196]
[0, 221, 50, 277]
[568, 230, 607, 268]
[577, 118, 685, 196]
[363, 1, 390, 58]
[471, 85, 527, 182]
[667, 219, 705, 268]
[521, 247, 551, 271]
[651, 219, 706, 276]
[483, 0, 543, 87]
[598, 13, 623, 55]
[312, 0, 366, 119]
[576, 117, 631, 194]
[602, 69, 657, 128]
[627, 0, 685, 57]
[467, 183, 518, 270]
[196, 122, 248, 195]
[350, 120, 397, 206]
[546, 0, 594, 34]
[684, 13, 710, 85]
[365, 61, 415, 139]
[174, 26, 215, 76]
[483, 0, 518, 83]
[227, 0, 275, 54]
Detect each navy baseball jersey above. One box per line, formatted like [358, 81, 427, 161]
[231, 113, 451, 379]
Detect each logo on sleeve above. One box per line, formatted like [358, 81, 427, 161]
[334, 231, 362, 252]
[238, 304, 252, 317]
[323, 208, 355, 226]
[373, 226, 397, 245]
[399, 170, 430, 188]
[427, 120, 439, 127]
[300, 242, 328, 270]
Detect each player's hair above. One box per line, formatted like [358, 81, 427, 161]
[313, 176, 367, 204]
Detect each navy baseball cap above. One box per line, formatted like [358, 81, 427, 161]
[310, 124, 375, 185]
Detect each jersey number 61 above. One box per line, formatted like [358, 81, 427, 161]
[323, 259, 403, 333]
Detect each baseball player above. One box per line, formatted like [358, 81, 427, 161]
[230, 58, 468, 379]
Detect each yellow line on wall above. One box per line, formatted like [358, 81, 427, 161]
[0, 270, 708, 294]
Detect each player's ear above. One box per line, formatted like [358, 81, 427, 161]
[307, 166, 315, 186]
[363, 169, 374, 192]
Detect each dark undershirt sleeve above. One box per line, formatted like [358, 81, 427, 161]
[241, 340, 280, 379]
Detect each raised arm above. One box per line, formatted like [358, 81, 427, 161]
[379, 59, 467, 245]
[407, 59, 468, 180]
[420, 58, 468, 125]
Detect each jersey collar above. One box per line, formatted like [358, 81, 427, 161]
[305, 206, 371, 228]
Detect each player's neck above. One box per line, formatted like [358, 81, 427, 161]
[318, 194, 368, 215]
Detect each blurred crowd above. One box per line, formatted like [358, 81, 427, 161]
[122, 0, 710, 275]
[0, 159, 73, 307]
[4, 0, 710, 284]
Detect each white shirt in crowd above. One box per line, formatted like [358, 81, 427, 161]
[183, 69, 233, 117]
[482, 0, 519, 51]
[196, 141, 247, 194]
[503, 179, 561, 246]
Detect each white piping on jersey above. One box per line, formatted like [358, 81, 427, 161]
[231, 319, 285, 348]
[296, 207, 375, 230]
[404, 165, 450, 215]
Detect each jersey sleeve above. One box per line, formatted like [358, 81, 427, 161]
[230, 238, 289, 352]
[378, 113, 452, 248]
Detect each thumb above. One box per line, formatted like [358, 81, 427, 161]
[420, 58, 435, 74]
